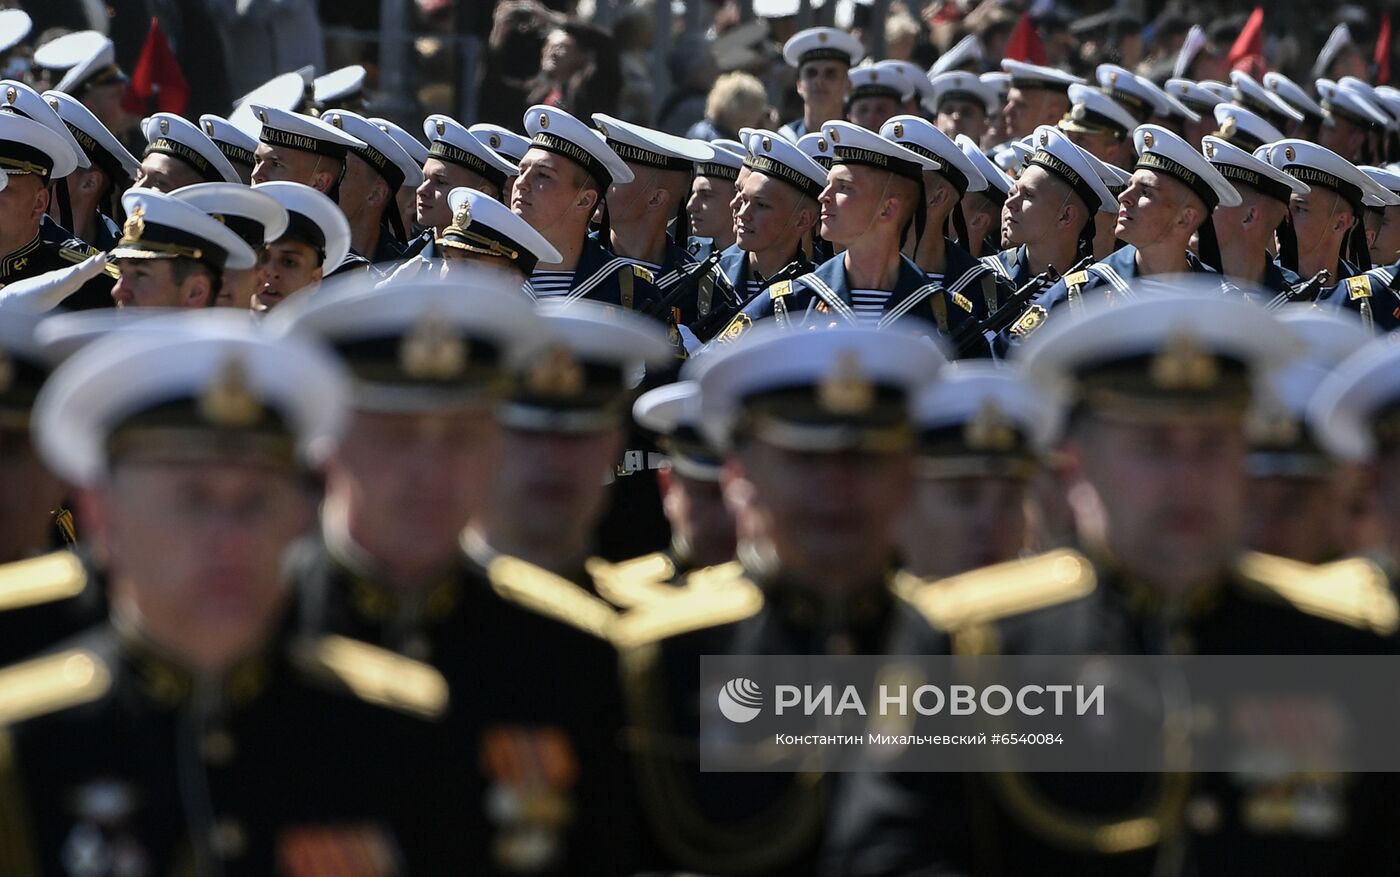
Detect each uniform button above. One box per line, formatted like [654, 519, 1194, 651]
[1185, 795, 1221, 833]
[202, 730, 236, 765]
[210, 818, 246, 858]
[403, 636, 431, 661]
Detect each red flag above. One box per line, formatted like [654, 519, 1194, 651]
[121, 18, 188, 116]
[1227, 6, 1266, 75]
[1376, 13, 1392, 84]
[1002, 13, 1047, 66]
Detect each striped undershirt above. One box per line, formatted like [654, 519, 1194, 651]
[848, 274, 940, 326]
[529, 270, 575, 297]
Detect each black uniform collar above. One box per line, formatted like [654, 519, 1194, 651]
[0, 232, 41, 279]
[114, 617, 273, 710]
[738, 542, 899, 651]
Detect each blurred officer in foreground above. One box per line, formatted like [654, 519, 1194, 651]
[615, 325, 949, 876]
[827, 287, 1400, 877]
[0, 315, 474, 873]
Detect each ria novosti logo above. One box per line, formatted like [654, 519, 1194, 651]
[718, 677, 763, 723]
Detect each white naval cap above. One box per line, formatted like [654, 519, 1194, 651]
[1095, 64, 1166, 122]
[1, 79, 89, 170]
[955, 134, 1011, 200]
[1307, 335, 1400, 461]
[34, 30, 124, 96]
[1014, 283, 1296, 411]
[690, 323, 945, 453]
[879, 114, 987, 193]
[695, 139, 744, 181]
[928, 71, 999, 115]
[1150, 82, 1203, 125]
[1369, 86, 1400, 129]
[251, 104, 365, 163]
[372, 116, 430, 170]
[1211, 102, 1286, 152]
[1061, 82, 1138, 140]
[980, 71, 1011, 102]
[1201, 135, 1308, 205]
[31, 306, 183, 361]
[874, 60, 934, 105]
[1330, 77, 1396, 129]
[1261, 139, 1400, 209]
[0, 9, 30, 55]
[142, 113, 241, 184]
[228, 72, 309, 139]
[1198, 80, 1236, 103]
[1264, 72, 1325, 121]
[1248, 308, 1369, 475]
[781, 26, 863, 68]
[849, 65, 914, 103]
[1360, 165, 1400, 207]
[0, 104, 78, 181]
[197, 115, 258, 172]
[1134, 124, 1241, 208]
[632, 381, 721, 481]
[522, 104, 633, 188]
[817, 118, 940, 182]
[742, 128, 828, 199]
[796, 131, 834, 169]
[992, 139, 1033, 178]
[269, 267, 548, 411]
[929, 34, 985, 77]
[1231, 70, 1304, 126]
[44, 90, 137, 182]
[115, 188, 258, 272]
[1000, 59, 1084, 93]
[1025, 125, 1118, 214]
[593, 112, 715, 172]
[468, 123, 531, 164]
[34, 316, 349, 486]
[170, 182, 290, 250]
[253, 181, 352, 272]
[497, 300, 674, 435]
[425, 113, 519, 191]
[323, 108, 423, 190]
[1165, 78, 1223, 117]
[438, 186, 561, 273]
[313, 65, 366, 107]
[911, 361, 1065, 477]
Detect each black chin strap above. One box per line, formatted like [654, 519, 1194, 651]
[1276, 214, 1299, 272]
[385, 202, 407, 244]
[1077, 216, 1096, 260]
[1346, 218, 1371, 271]
[1196, 216, 1222, 272]
[54, 180, 72, 232]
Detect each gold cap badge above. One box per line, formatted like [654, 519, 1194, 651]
[199, 357, 263, 427]
[525, 345, 585, 398]
[964, 399, 1018, 452]
[122, 205, 146, 242]
[400, 311, 467, 380]
[1150, 328, 1220, 391]
[818, 349, 874, 415]
[159, 118, 170, 135]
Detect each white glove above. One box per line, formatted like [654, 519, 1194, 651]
[0, 254, 109, 312]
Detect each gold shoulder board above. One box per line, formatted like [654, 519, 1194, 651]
[1347, 275, 1373, 301]
[949, 291, 974, 313]
[586, 553, 681, 610]
[1065, 271, 1089, 288]
[0, 551, 87, 613]
[910, 549, 1096, 631]
[0, 649, 110, 726]
[769, 280, 793, 299]
[1236, 552, 1399, 635]
[293, 635, 449, 720]
[611, 565, 764, 649]
[631, 264, 655, 283]
[489, 555, 619, 641]
[1009, 304, 1047, 338]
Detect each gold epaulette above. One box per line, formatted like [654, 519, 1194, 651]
[769, 279, 793, 299]
[0, 649, 110, 726]
[488, 555, 619, 641]
[1346, 275, 1373, 301]
[59, 244, 118, 278]
[586, 552, 682, 610]
[0, 551, 87, 613]
[631, 264, 655, 282]
[908, 549, 1096, 631]
[611, 564, 763, 649]
[949, 290, 974, 313]
[293, 635, 448, 720]
[1235, 552, 1399, 635]
[1064, 270, 1089, 288]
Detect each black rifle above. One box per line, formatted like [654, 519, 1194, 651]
[637, 251, 724, 320]
[688, 258, 809, 341]
[950, 256, 1089, 356]
[1263, 269, 1331, 310]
